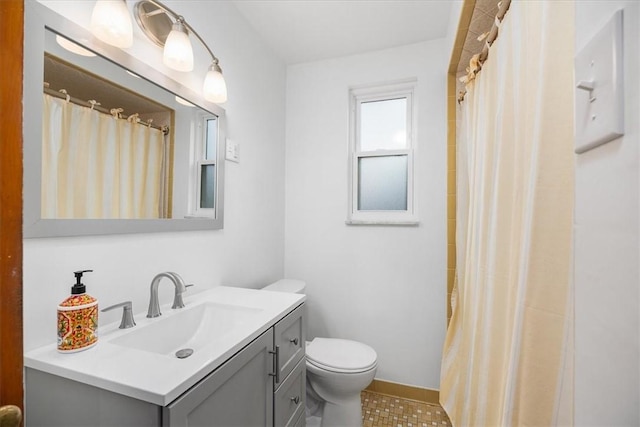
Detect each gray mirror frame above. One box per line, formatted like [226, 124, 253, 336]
[23, 2, 225, 238]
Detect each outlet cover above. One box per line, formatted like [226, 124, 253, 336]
[574, 9, 624, 154]
[226, 139, 239, 163]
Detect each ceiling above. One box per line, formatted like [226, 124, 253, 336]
[231, 1, 456, 64]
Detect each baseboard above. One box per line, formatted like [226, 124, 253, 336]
[365, 379, 440, 405]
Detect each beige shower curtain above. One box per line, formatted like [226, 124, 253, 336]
[440, 1, 574, 425]
[42, 93, 166, 219]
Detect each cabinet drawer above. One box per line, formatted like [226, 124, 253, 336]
[274, 303, 305, 387]
[274, 358, 305, 427]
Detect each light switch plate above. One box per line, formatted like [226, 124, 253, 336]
[225, 139, 239, 163]
[574, 9, 624, 154]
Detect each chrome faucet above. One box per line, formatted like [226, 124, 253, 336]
[102, 301, 136, 329]
[146, 272, 192, 318]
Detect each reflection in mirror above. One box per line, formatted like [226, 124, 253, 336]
[23, 1, 225, 237]
[43, 51, 175, 219]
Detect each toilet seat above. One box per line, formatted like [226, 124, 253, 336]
[306, 338, 377, 374]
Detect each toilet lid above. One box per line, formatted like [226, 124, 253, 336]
[306, 338, 377, 373]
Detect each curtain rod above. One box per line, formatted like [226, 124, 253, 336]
[43, 86, 169, 135]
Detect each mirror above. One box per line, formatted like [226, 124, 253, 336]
[24, 2, 225, 237]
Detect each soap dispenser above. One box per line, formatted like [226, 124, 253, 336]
[57, 270, 98, 353]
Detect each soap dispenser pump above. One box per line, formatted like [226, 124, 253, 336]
[57, 270, 99, 353]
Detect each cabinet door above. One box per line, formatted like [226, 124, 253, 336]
[273, 304, 305, 388]
[163, 330, 274, 427]
[26, 368, 161, 427]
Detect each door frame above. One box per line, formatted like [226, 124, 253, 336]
[0, 0, 25, 414]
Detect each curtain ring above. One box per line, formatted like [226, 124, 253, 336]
[110, 108, 124, 118]
[127, 113, 140, 123]
[477, 31, 490, 42]
[458, 90, 467, 104]
[59, 89, 70, 102]
[88, 100, 100, 110]
[147, 118, 153, 128]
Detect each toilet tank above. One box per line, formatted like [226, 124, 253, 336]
[262, 279, 306, 294]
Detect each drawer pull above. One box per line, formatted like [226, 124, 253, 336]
[290, 396, 300, 405]
[269, 346, 281, 383]
[289, 338, 299, 345]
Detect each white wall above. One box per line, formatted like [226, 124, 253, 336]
[284, 41, 447, 389]
[574, 1, 640, 425]
[444, 1, 464, 61]
[24, 0, 287, 350]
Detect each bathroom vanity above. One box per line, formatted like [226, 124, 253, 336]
[24, 287, 306, 427]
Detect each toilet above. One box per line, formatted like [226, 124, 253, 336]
[262, 279, 377, 427]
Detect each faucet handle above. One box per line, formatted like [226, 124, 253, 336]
[102, 301, 136, 329]
[172, 284, 194, 309]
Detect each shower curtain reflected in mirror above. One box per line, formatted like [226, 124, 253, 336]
[440, 1, 574, 425]
[42, 93, 169, 219]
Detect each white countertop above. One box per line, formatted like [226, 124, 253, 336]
[24, 286, 305, 406]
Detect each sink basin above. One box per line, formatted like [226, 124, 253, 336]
[110, 302, 262, 356]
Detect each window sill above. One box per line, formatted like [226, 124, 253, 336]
[345, 219, 420, 226]
[184, 215, 216, 220]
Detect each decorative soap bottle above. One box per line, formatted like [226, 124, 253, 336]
[57, 270, 98, 353]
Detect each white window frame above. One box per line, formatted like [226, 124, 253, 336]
[191, 112, 219, 218]
[347, 79, 418, 225]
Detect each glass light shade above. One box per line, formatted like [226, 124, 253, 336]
[56, 35, 96, 57]
[90, 0, 133, 49]
[203, 68, 228, 104]
[163, 22, 194, 72]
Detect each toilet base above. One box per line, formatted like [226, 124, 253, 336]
[320, 395, 362, 427]
[306, 415, 322, 427]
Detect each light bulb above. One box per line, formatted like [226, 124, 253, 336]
[163, 19, 194, 72]
[203, 62, 227, 104]
[90, 0, 133, 49]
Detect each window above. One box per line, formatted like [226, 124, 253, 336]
[192, 114, 218, 217]
[348, 80, 417, 224]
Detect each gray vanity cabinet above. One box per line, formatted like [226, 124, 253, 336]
[163, 329, 274, 427]
[25, 303, 306, 427]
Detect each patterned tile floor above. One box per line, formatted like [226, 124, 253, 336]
[361, 390, 452, 427]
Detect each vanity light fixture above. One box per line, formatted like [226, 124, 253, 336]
[134, 0, 227, 103]
[162, 16, 194, 72]
[90, 0, 134, 48]
[203, 59, 228, 104]
[90, 0, 228, 103]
